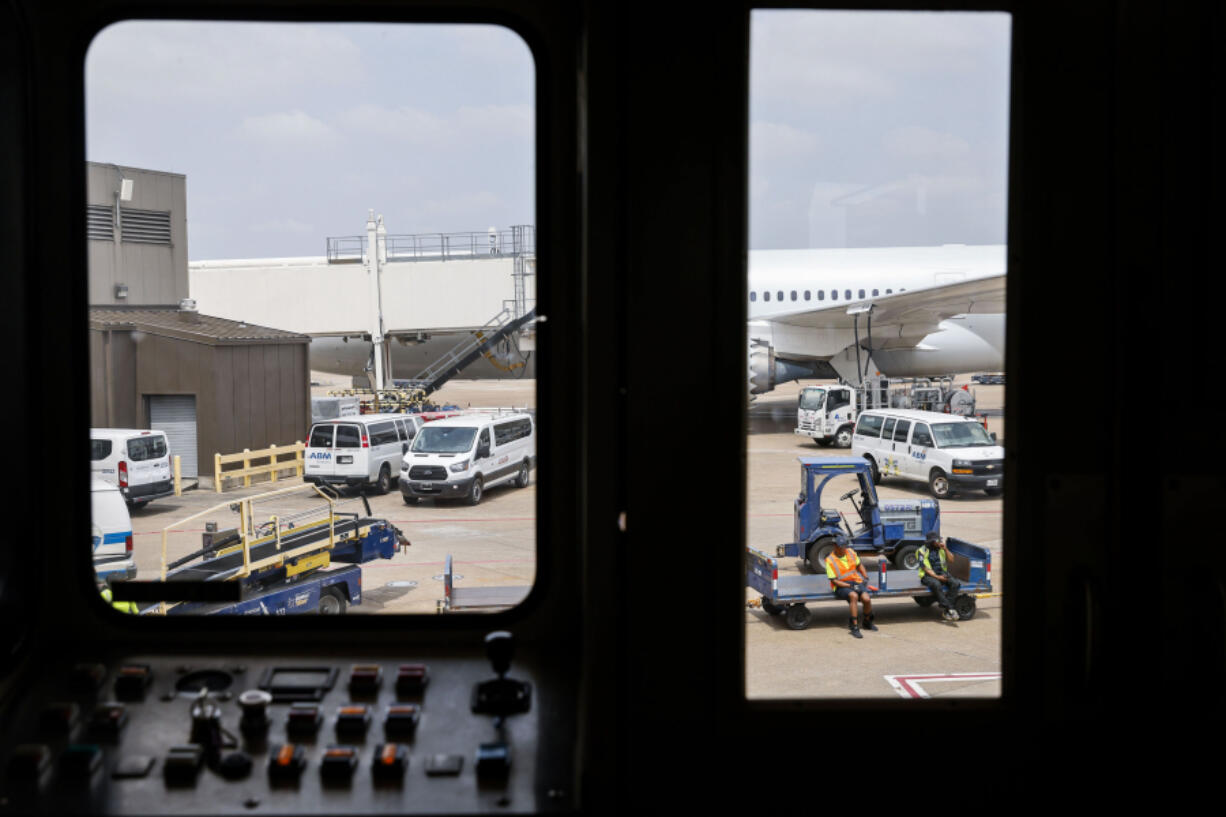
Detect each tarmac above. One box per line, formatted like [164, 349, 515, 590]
[122, 373, 1004, 701]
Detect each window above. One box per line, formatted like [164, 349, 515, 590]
[91, 439, 113, 460]
[764, 291, 771, 302]
[750, 291, 757, 302]
[872, 288, 879, 296]
[494, 418, 532, 445]
[828, 389, 850, 411]
[334, 424, 362, 449]
[858, 288, 865, 299]
[886, 288, 893, 294]
[912, 423, 933, 447]
[85, 20, 538, 617]
[776, 290, 783, 301]
[854, 414, 884, 438]
[790, 290, 797, 301]
[308, 426, 334, 448]
[844, 289, 851, 300]
[803, 290, 810, 300]
[831, 290, 838, 301]
[817, 290, 824, 301]
[893, 420, 911, 442]
[881, 417, 897, 439]
[368, 421, 398, 446]
[127, 435, 167, 461]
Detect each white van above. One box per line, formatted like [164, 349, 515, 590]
[303, 413, 423, 494]
[400, 413, 535, 505]
[90, 428, 174, 509]
[91, 477, 136, 582]
[850, 409, 1004, 498]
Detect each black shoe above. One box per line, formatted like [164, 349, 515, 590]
[861, 615, 878, 632]
[849, 626, 863, 639]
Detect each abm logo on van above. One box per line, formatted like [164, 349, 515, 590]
[308, 451, 332, 461]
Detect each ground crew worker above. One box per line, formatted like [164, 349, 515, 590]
[917, 531, 961, 621]
[824, 533, 876, 638]
[98, 578, 138, 614]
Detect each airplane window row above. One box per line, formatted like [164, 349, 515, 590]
[749, 287, 895, 304]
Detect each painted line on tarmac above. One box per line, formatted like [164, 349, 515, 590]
[884, 672, 1001, 699]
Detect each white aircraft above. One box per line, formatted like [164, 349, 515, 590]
[309, 243, 1005, 393]
[746, 243, 1004, 395]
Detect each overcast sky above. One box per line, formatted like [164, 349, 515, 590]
[87, 12, 1010, 260]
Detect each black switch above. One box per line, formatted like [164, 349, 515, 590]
[335, 704, 371, 739]
[475, 741, 511, 781]
[371, 743, 409, 782]
[60, 744, 103, 781]
[67, 663, 106, 695]
[395, 664, 429, 697]
[39, 702, 79, 736]
[286, 703, 322, 739]
[88, 703, 128, 740]
[113, 664, 153, 701]
[348, 664, 382, 697]
[163, 745, 204, 786]
[383, 704, 421, 739]
[473, 631, 532, 716]
[320, 745, 359, 784]
[267, 744, 307, 783]
[7, 744, 50, 780]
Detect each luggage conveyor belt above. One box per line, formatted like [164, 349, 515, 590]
[164, 516, 369, 583]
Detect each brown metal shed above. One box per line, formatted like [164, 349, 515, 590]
[89, 305, 311, 481]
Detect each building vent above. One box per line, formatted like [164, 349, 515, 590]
[87, 205, 114, 241]
[119, 207, 172, 245]
[178, 298, 198, 312]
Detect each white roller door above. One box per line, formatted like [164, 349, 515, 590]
[149, 395, 198, 478]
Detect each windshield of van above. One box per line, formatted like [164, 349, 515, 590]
[799, 389, 825, 411]
[127, 436, 167, 461]
[91, 439, 112, 460]
[412, 426, 478, 454]
[931, 422, 995, 448]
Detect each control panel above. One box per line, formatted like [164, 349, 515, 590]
[0, 633, 572, 814]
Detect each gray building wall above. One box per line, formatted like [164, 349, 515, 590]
[86, 163, 188, 305]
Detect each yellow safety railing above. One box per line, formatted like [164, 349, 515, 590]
[214, 442, 304, 493]
[157, 483, 340, 615]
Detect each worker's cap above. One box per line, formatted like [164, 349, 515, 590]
[925, 531, 941, 542]
[831, 533, 849, 547]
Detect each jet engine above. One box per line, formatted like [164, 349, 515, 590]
[749, 340, 823, 395]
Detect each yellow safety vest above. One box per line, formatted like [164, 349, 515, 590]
[916, 545, 947, 580]
[100, 587, 138, 615]
[824, 550, 862, 590]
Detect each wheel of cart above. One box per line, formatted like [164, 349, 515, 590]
[785, 604, 812, 630]
[760, 597, 784, 617]
[954, 593, 977, 620]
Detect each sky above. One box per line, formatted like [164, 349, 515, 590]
[86, 12, 1010, 260]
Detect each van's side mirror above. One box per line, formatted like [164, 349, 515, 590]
[990, 432, 997, 442]
[402, 443, 409, 454]
[478, 444, 490, 458]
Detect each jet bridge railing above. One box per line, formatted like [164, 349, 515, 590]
[326, 225, 535, 264]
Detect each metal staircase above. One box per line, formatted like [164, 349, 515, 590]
[401, 306, 537, 396]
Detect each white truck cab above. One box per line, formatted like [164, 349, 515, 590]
[851, 408, 1004, 498]
[794, 385, 857, 447]
[90, 428, 174, 509]
[400, 412, 535, 506]
[303, 413, 420, 494]
[91, 476, 136, 582]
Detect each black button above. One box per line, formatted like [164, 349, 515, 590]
[371, 743, 408, 781]
[114, 664, 153, 701]
[286, 703, 322, 739]
[475, 742, 511, 780]
[60, 744, 103, 781]
[348, 664, 382, 696]
[383, 704, 421, 739]
[335, 704, 371, 739]
[88, 703, 128, 739]
[320, 746, 359, 784]
[395, 664, 429, 696]
[267, 744, 307, 783]
[163, 745, 204, 786]
[218, 751, 253, 780]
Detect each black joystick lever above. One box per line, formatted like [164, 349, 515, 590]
[472, 631, 532, 716]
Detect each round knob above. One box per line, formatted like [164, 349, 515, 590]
[238, 689, 272, 726]
[485, 631, 515, 677]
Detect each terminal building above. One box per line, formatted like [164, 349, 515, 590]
[86, 162, 310, 481]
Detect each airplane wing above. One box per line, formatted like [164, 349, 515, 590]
[767, 274, 1005, 349]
